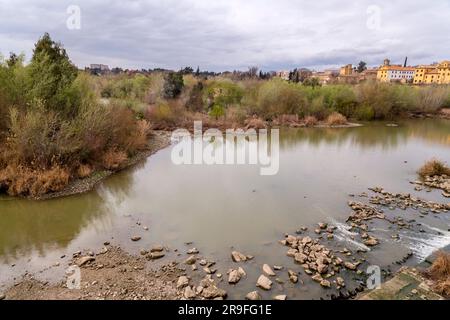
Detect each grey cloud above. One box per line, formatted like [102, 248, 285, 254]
[0, 0, 449, 71]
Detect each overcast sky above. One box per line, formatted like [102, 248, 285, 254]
[0, 0, 449, 71]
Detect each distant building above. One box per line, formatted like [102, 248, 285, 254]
[88, 64, 110, 75]
[413, 65, 439, 84]
[339, 64, 354, 76]
[377, 59, 415, 83]
[311, 69, 339, 85]
[360, 68, 378, 81]
[413, 61, 450, 84]
[437, 60, 450, 84]
[276, 70, 290, 81]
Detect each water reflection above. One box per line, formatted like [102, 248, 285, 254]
[281, 119, 450, 151]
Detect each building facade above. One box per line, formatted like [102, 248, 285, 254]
[437, 60, 450, 84]
[413, 61, 450, 84]
[377, 64, 415, 83]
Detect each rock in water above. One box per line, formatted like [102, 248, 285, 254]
[149, 252, 165, 260]
[294, 253, 307, 264]
[364, 237, 379, 247]
[228, 269, 242, 284]
[288, 270, 298, 283]
[336, 277, 345, 288]
[256, 275, 272, 290]
[246, 291, 261, 300]
[131, 236, 141, 242]
[263, 264, 276, 276]
[184, 255, 197, 265]
[150, 245, 164, 252]
[274, 295, 287, 300]
[231, 251, 248, 262]
[344, 262, 357, 270]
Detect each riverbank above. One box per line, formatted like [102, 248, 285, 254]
[5, 115, 449, 201]
[2, 246, 183, 300]
[30, 131, 171, 200]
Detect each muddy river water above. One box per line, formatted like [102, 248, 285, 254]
[1, 119, 449, 299]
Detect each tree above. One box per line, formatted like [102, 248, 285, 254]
[195, 66, 200, 77]
[163, 72, 184, 99]
[6, 52, 19, 68]
[27, 33, 78, 114]
[357, 61, 367, 73]
[180, 66, 194, 75]
[247, 66, 259, 78]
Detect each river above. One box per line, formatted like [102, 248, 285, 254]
[1, 119, 449, 299]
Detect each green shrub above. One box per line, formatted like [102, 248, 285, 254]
[204, 79, 244, 109]
[163, 72, 184, 99]
[253, 79, 307, 119]
[209, 104, 225, 120]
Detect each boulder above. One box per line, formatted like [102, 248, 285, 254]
[320, 280, 331, 288]
[344, 262, 357, 270]
[75, 256, 95, 267]
[294, 253, 308, 264]
[256, 275, 272, 290]
[274, 295, 287, 300]
[150, 245, 164, 252]
[288, 270, 298, 283]
[149, 252, 165, 260]
[184, 255, 197, 265]
[246, 291, 261, 300]
[231, 251, 248, 262]
[263, 264, 276, 276]
[201, 286, 227, 299]
[184, 286, 196, 299]
[177, 276, 189, 289]
[228, 269, 242, 284]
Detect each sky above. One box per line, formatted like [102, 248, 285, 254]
[0, 0, 449, 72]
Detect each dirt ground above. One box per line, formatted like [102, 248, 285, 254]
[3, 247, 183, 300]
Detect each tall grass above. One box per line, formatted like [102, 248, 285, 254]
[417, 159, 450, 178]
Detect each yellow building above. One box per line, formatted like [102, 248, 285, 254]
[414, 65, 438, 84]
[340, 64, 353, 76]
[437, 60, 450, 84]
[414, 61, 450, 84]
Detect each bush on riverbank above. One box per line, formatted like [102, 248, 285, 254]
[0, 34, 150, 196]
[417, 159, 450, 178]
[426, 251, 450, 297]
[326, 112, 348, 126]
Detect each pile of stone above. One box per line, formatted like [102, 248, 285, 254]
[368, 187, 449, 213]
[176, 275, 227, 300]
[281, 234, 353, 289]
[413, 175, 450, 197]
[347, 201, 386, 223]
